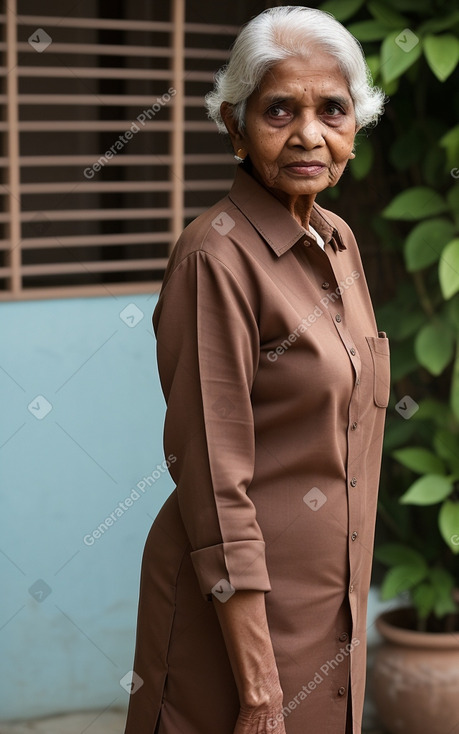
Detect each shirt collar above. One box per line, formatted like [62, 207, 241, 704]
[228, 166, 346, 256]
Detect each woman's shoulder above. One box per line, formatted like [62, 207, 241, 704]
[172, 195, 241, 259]
[163, 191, 263, 288]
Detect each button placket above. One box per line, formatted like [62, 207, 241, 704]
[297, 235, 341, 297]
[305, 243, 363, 655]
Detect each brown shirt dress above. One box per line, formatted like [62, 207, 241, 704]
[124, 167, 389, 734]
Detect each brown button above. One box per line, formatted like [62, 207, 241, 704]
[351, 531, 358, 541]
[338, 686, 346, 696]
[321, 282, 330, 289]
[350, 477, 357, 487]
[339, 632, 349, 642]
[335, 314, 342, 323]
[351, 422, 358, 430]
[349, 584, 354, 593]
[350, 347, 356, 356]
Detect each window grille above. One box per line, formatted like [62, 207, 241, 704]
[1, 0, 238, 300]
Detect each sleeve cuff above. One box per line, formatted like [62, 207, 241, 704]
[190, 540, 271, 599]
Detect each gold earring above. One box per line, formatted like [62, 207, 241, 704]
[234, 147, 247, 162]
[349, 151, 356, 159]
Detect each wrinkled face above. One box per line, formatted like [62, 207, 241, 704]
[236, 51, 358, 199]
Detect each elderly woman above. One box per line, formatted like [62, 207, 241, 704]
[124, 6, 389, 734]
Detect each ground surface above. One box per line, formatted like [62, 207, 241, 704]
[0, 709, 387, 734]
[0, 710, 127, 734]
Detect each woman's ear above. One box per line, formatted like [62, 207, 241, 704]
[220, 102, 245, 152]
[349, 127, 361, 159]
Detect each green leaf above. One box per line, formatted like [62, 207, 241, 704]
[380, 76, 399, 97]
[439, 239, 459, 299]
[423, 146, 447, 188]
[434, 429, 459, 476]
[429, 567, 458, 617]
[380, 30, 422, 83]
[424, 34, 459, 82]
[374, 543, 427, 567]
[383, 187, 448, 220]
[439, 500, 459, 554]
[440, 125, 459, 170]
[319, 0, 364, 21]
[365, 54, 380, 81]
[440, 125, 459, 150]
[393, 311, 425, 340]
[434, 593, 458, 618]
[419, 12, 459, 37]
[383, 415, 417, 452]
[380, 563, 428, 601]
[400, 474, 453, 505]
[350, 136, 374, 180]
[368, 0, 409, 27]
[412, 582, 436, 619]
[415, 399, 452, 427]
[392, 447, 445, 475]
[404, 218, 455, 271]
[390, 0, 433, 11]
[413, 398, 452, 432]
[347, 20, 392, 41]
[451, 346, 459, 423]
[414, 321, 454, 375]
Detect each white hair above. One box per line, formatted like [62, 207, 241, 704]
[205, 6, 385, 132]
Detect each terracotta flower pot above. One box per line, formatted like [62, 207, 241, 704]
[371, 608, 459, 734]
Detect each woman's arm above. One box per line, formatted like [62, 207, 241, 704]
[154, 251, 271, 597]
[214, 590, 286, 732]
[154, 250, 283, 731]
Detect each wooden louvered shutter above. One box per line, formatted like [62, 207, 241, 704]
[1, 0, 238, 301]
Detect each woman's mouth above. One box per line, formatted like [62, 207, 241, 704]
[284, 161, 326, 176]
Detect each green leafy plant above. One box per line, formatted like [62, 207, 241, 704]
[318, 0, 459, 630]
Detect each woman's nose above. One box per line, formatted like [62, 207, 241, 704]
[291, 117, 326, 149]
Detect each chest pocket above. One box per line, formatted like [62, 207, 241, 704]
[365, 332, 390, 408]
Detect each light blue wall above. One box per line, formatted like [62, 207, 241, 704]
[0, 293, 175, 720]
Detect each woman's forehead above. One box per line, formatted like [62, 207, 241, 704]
[257, 56, 352, 101]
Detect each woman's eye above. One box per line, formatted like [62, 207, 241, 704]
[267, 105, 289, 119]
[324, 103, 343, 116]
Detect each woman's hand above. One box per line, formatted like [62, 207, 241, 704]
[212, 590, 286, 734]
[234, 706, 286, 734]
[234, 668, 286, 733]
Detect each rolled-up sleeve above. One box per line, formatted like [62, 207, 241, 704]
[153, 249, 271, 598]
